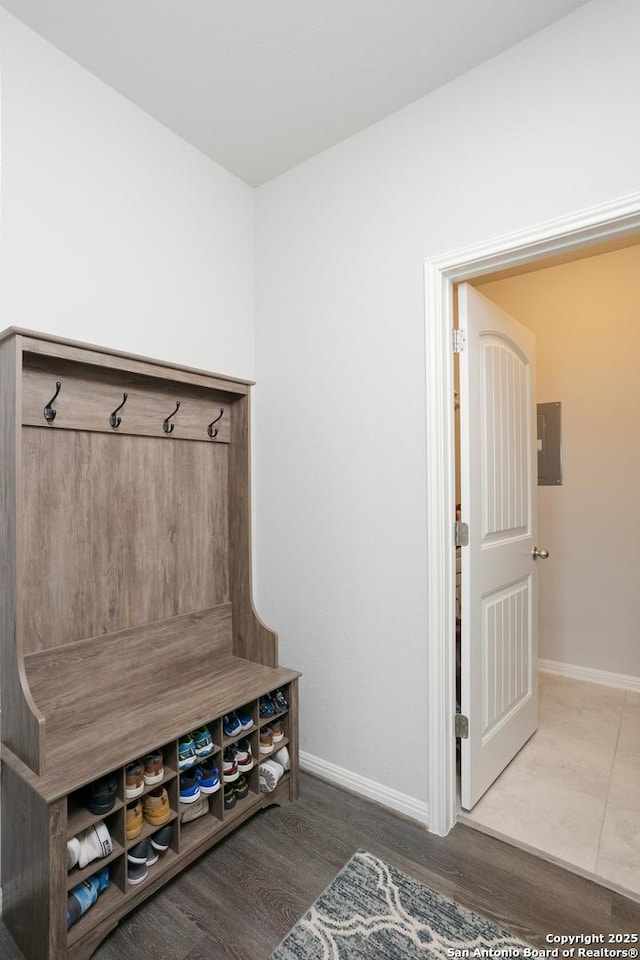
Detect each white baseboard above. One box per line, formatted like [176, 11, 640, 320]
[539, 658, 640, 692]
[300, 751, 429, 827]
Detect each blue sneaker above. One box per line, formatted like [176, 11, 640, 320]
[178, 735, 197, 770]
[272, 688, 289, 713]
[179, 769, 201, 803]
[223, 713, 242, 737]
[259, 696, 275, 719]
[237, 709, 254, 731]
[191, 726, 214, 758]
[197, 759, 220, 795]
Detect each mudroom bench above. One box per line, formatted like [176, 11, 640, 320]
[0, 328, 299, 960]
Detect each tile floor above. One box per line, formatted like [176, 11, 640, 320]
[458, 671, 640, 900]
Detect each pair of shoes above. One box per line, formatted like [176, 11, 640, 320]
[67, 821, 113, 871]
[223, 775, 249, 810]
[84, 774, 118, 815]
[125, 751, 164, 798]
[181, 795, 209, 823]
[259, 719, 284, 754]
[179, 726, 214, 769]
[179, 758, 220, 803]
[260, 720, 284, 743]
[259, 695, 275, 719]
[223, 710, 254, 738]
[259, 759, 285, 793]
[231, 739, 254, 773]
[259, 688, 289, 719]
[222, 741, 253, 782]
[127, 787, 171, 838]
[127, 822, 175, 885]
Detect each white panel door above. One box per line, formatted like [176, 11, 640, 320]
[458, 283, 541, 810]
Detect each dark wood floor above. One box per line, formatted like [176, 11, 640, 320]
[2, 772, 639, 959]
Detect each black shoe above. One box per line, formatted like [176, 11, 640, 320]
[127, 858, 148, 885]
[127, 837, 151, 864]
[84, 774, 118, 815]
[234, 775, 249, 800]
[150, 822, 174, 853]
[224, 784, 236, 810]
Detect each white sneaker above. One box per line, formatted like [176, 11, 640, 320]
[181, 795, 209, 823]
[78, 821, 113, 869]
[259, 759, 285, 793]
[273, 746, 291, 772]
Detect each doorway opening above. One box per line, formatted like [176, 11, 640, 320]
[425, 193, 640, 852]
[454, 247, 640, 896]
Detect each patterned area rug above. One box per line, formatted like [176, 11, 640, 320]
[270, 850, 531, 959]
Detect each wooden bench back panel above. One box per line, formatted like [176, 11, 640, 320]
[24, 604, 233, 720]
[20, 428, 230, 653]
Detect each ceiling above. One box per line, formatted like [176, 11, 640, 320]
[0, 0, 592, 186]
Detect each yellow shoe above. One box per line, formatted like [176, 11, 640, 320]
[143, 787, 171, 826]
[126, 799, 143, 840]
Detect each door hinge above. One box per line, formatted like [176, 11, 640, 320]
[454, 521, 469, 547]
[455, 714, 469, 739]
[452, 329, 466, 353]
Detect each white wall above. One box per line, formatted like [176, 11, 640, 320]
[478, 245, 640, 680]
[2, 0, 640, 842]
[0, 8, 255, 379]
[0, 9, 256, 897]
[254, 0, 640, 818]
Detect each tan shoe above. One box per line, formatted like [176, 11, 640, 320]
[180, 795, 209, 824]
[143, 751, 164, 785]
[126, 800, 143, 840]
[270, 720, 284, 743]
[142, 787, 171, 826]
[125, 760, 145, 799]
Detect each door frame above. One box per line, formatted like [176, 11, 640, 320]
[424, 191, 640, 837]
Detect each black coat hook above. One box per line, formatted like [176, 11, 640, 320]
[207, 408, 224, 439]
[163, 400, 180, 434]
[109, 393, 128, 429]
[43, 381, 62, 422]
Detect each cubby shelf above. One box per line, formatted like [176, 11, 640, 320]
[0, 328, 300, 960]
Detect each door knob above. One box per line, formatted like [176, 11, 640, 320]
[532, 546, 549, 560]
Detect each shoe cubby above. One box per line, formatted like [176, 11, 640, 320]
[66, 870, 126, 951]
[66, 815, 126, 894]
[0, 330, 300, 960]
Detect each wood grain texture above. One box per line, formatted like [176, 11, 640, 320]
[1, 330, 299, 960]
[22, 357, 233, 442]
[17, 332, 252, 392]
[0, 336, 44, 772]
[286, 679, 300, 801]
[37, 773, 638, 960]
[22, 607, 298, 796]
[20, 430, 230, 652]
[1, 762, 66, 959]
[5, 775, 635, 959]
[229, 392, 278, 667]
